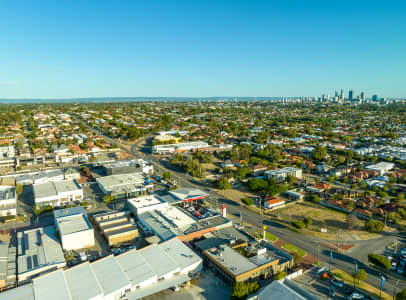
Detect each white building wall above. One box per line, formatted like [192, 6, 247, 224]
[61, 229, 95, 251]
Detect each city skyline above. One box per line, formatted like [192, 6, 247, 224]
[1, 1, 406, 98]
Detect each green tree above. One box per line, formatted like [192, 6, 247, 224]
[15, 183, 23, 196]
[309, 194, 320, 203]
[231, 282, 259, 300]
[275, 271, 287, 280]
[396, 288, 406, 300]
[365, 220, 384, 233]
[217, 177, 231, 190]
[353, 269, 367, 283]
[163, 171, 172, 182]
[241, 197, 254, 206]
[312, 145, 327, 161]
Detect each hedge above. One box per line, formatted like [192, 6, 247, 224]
[368, 254, 391, 269]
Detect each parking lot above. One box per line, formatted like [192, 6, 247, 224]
[179, 202, 218, 220]
[378, 240, 406, 277]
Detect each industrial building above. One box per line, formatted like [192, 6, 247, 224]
[201, 240, 293, 284]
[0, 237, 202, 300]
[33, 179, 83, 207]
[0, 186, 16, 217]
[0, 242, 16, 290]
[93, 211, 138, 246]
[17, 227, 66, 283]
[96, 173, 153, 199]
[54, 206, 95, 251]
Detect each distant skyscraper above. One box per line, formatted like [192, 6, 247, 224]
[335, 91, 338, 97]
[360, 92, 365, 102]
[340, 89, 344, 100]
[348, 89, 354, 100]
[372, 94, 378, 101]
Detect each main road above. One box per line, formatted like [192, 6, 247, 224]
[80, 123, 406, 296]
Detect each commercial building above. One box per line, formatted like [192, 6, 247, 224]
[364, 162, 395, 175]
[1, 237, 202, 300]
[249, 278, 320, 300]
[15, 169, 65, 185]
[96, 173, 153, 199]
[102, 159, 153, 176]
[127, 195, 169, 216]
[33, 179, 83, 207]
[94, 211, 138, 246]
[152, 141, 209, 154]
[54, 206, 95, 251]
[0, 186, 16, 217]
[202, 240, 293, 284]
[265, 167, 302, 182]
[64, 168, 81, 181]
[17, 227, 66, 283]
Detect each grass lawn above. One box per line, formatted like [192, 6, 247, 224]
[283, 244, 307, 258]
[331, 269, 391, 300]
[253, 230, 278, 242]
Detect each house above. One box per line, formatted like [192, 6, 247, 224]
[306, 183, 329, 193]
[264, 197, 285, 209]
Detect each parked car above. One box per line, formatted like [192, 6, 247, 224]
[330, 279, 344, 288]
[392, 262, 398, 271]
[347, 292, 365, 299]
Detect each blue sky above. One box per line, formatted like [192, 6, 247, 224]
[0, 1, 405, 98]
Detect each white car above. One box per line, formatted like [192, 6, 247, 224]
[347, 292, 364, 299]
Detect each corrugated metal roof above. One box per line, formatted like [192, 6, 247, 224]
[64, 262, 103, 300]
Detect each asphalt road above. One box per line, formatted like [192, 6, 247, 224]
[81, 127, 406, 296]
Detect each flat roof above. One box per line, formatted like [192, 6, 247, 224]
[138, 244, 180, 278]
[33, 269, 72, 300]
[205, 245, 257, 276]
[91, 255, 131, 296]
[139, 206, 195, 241]
[127, 195, 167, 209]
[33, 180, 81, 199]
[0, 186, 15, 201]
[54, 207, 92, 236]
[17, 226, 65, 275]
[116, 249, 157, 286]
[96, 173, 149, 194]
[64, 262, 103, 300]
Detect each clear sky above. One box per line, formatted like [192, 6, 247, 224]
[0, 0, 405, 98]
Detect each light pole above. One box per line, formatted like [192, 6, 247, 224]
[393, 279, 399, 300]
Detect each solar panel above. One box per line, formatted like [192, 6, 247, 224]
[33, 254, 39, 267]
[26, 256, 32, 270]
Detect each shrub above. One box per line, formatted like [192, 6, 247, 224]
[241, 197, 254, 206]
[103, 195, 115, 203]
[368, 254, 391, 269]
[309, 194, 320, 203]
[275, 271, 287, 280]
[365, 220, 384, 233]
[303, 217, 312, 226]
[231, 281, 259, 300]
[292, 220, 306, 229]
